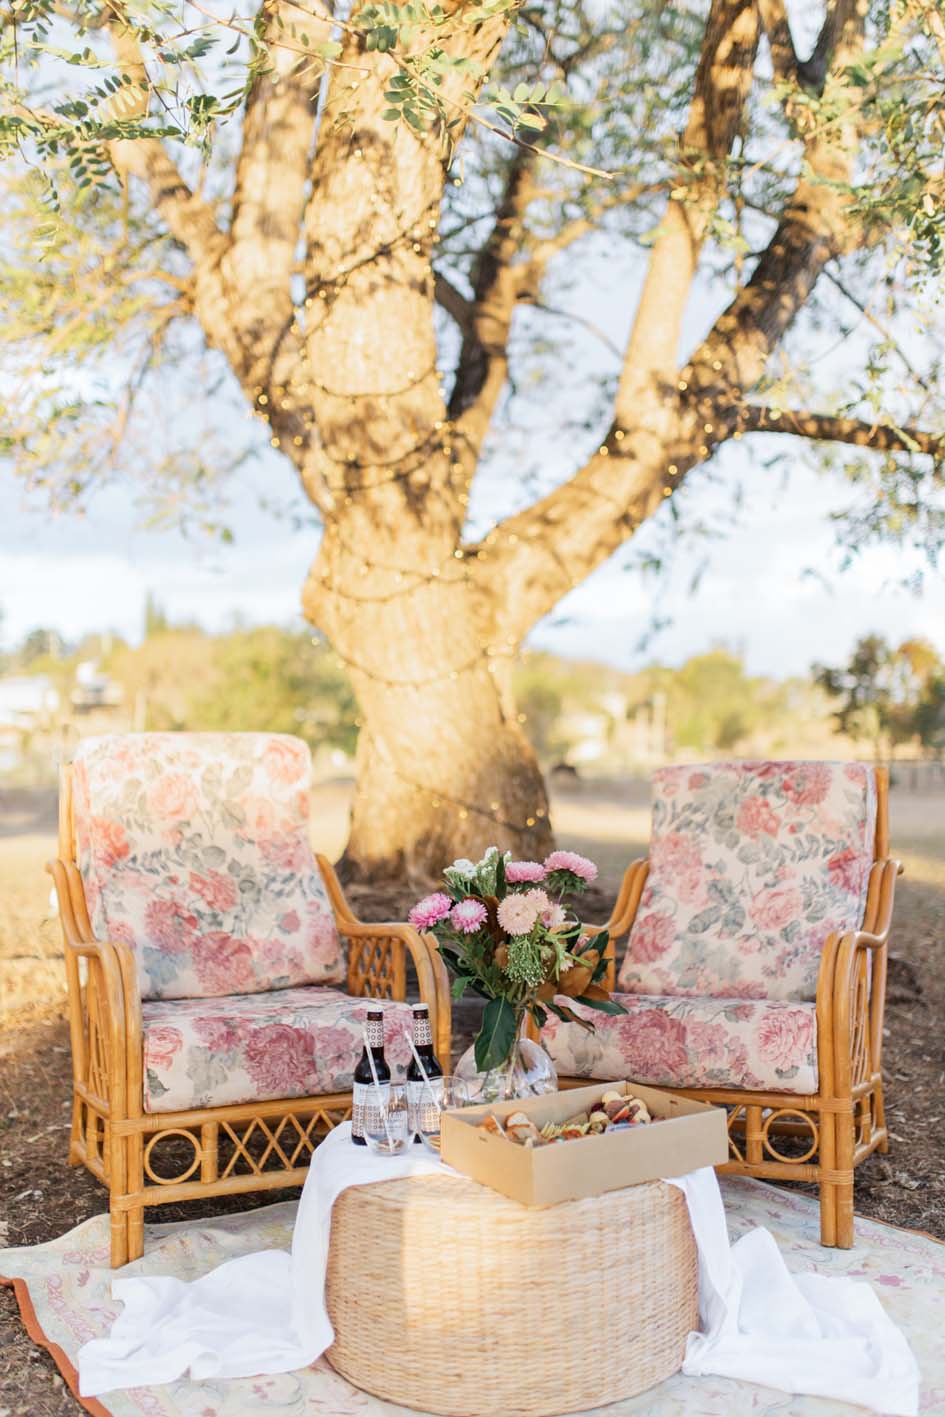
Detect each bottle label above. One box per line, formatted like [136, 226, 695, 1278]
[407, 1075, 444, 1136]
[412, 1012, 433, 1048]
[352, 1080, 390, 1141]
[364, 1014, 385, 1049]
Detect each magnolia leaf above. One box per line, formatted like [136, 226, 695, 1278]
[474, 996, 517, 1072]
[575, 994, 628, 1015]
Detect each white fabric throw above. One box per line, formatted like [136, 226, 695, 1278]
[78, 1125, 919, 1415]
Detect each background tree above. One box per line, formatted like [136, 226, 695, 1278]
[3, 0, 945, 877]
[815, 633, 945, 757]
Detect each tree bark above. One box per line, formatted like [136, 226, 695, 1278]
[306, 546, 552, 880]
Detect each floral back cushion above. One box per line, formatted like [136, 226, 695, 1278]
[73, 733, 345, 1001]
[617, 761, 877, 1003]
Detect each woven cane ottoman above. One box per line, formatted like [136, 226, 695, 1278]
[325, 1171, 698, 1416]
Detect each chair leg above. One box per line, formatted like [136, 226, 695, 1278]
[834, 1104, 856, 1249]
[818, 1109, 837, 1248]
[874, 1079, 889, 1154]
[110, 1198, 129, 1268]
[109, 1121, 130, 1268]
[126, 1132, 145, 1262]
[68, 1095, 83, 1165]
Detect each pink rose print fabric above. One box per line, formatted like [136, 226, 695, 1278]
[73, 734, 344, 1001]
[141, 988, 414, 1112]
[617, 761, 877, 1003]
[541, 992, 818, 1094]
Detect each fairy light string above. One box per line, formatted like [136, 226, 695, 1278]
[233, 132, 723, 839]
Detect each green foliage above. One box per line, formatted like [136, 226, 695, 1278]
[666, 651, 765, 754]
[1, 0, 525, 191]
[815, 634, 945, 755]
[187, 626, 357, 753]
[99, 622, 357, 752]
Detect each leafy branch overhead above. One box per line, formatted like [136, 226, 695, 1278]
[1, 0, 573, 185]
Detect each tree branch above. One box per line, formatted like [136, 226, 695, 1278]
[227, 0, 329, 321]
[615, 0, 760, 399]
[463, 0, 762, 637]
[514, 181, 666, 275]
[433, 269, 474, 334]
[757, 0, 800, 83]
[448, 151, 538, 458]
[740, 405, 945, 457]
[105, 17, 223, 267]
[684, 0, 865, 411]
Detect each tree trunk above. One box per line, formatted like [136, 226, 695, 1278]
[304, 531, 552, 881]
[342, 671, 553, 881]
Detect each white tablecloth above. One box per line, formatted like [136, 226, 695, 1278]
[77, 1124, 919, 1414]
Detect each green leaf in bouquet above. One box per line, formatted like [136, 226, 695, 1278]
[474, 995, 517, 1072]
[451, 975, 470, 999]
[546, 999, 593, 1032]
[587, 928, 609, 955]
[527, 1001, 548, 1029]
[494, 851, 506, 898]
[575, 994, 628, 1015]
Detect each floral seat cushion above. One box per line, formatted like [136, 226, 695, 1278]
[142, 987, 414, 1113]
[541, 993, 818, 1095]
[618, 761, 877, 1003]
[73, 733, 344, 1001]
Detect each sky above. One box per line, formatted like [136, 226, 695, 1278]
[4, 435, 944, 679]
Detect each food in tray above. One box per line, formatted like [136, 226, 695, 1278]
[482, 1091, 653, 1148]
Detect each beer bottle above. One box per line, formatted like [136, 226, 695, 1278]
[406, 1002, 444, 1142]
[352, 1007, 390, 1146]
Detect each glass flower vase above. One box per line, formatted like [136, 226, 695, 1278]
[455, 1011, 557, 1104]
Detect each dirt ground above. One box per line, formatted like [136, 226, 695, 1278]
[1, 775, 943, 1416]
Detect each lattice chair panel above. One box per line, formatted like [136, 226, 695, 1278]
[347, 932, 407, 1001]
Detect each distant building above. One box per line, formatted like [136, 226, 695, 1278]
[0, 675, 60, 729]
[70, 660, 124, 713]
[0, 675, 61, 773]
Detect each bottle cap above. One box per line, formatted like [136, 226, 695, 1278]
[411, 1002, 428, 1014]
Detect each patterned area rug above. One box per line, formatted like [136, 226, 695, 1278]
[2, 1178, 944, 1417]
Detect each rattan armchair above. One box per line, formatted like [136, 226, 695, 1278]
[50, 733, 449, 1267]
[541, 762, 897, 1248]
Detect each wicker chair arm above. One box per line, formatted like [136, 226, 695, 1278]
[849, 858, 899, 952]
[816, 858, 898, 1104]
[47, 857, 136, 1119]
[597, 858, 649, 994]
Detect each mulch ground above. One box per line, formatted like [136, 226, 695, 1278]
[2, 877, 943, 1416]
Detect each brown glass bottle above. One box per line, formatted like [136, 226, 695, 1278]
[406, 1002, 444, 1142]
[352, 1007, 390, 1145]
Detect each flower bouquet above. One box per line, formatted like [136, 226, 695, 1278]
[409, 847, 627, 1087]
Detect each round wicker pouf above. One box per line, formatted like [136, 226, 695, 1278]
[325, 1172, 698, 1416]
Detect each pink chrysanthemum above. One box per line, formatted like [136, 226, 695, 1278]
[497, 892, 542, 935]
[505, 860, 547, 884]
[450, 898, 488, 934]
[541, 902, 568, 930]
[409, 892, 453, 929]
[543, 850, 598, 883]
